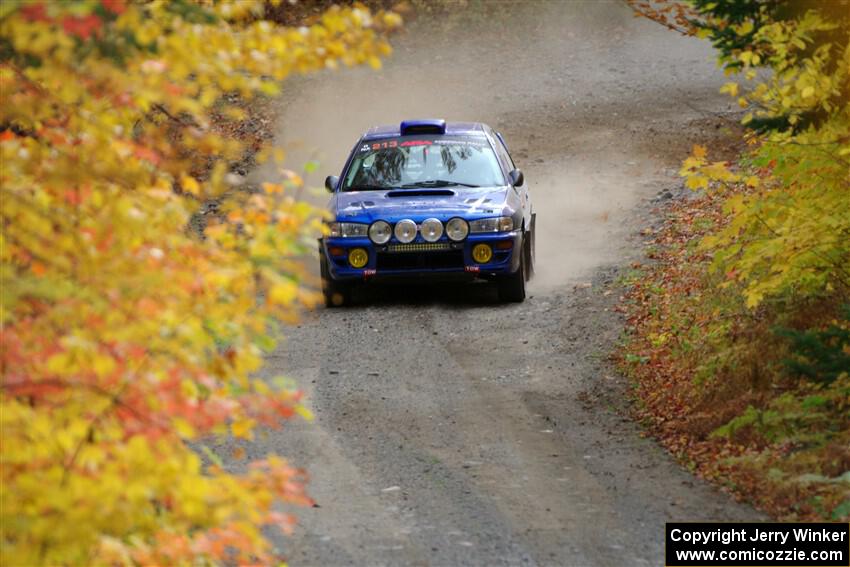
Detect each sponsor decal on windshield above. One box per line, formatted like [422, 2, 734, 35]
[358, 137, 489, 152]
[431, 138, 488, 147]
[399, 140, 432, 147]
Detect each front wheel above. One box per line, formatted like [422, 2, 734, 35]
[525, 214, 536, 281]
[320, 249, 352, 307]
[497, 241, 526, 303]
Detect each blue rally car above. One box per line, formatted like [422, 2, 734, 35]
[319, 119, 535, 306]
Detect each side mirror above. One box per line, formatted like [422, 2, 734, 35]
[509, 169, 524, 187]
[325, 175, 339, 192]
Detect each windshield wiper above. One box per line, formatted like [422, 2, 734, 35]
[401, 180, 480, 188]
[346, 184, 393, 191]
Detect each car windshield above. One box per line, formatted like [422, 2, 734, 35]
[341, 135, 505, 191]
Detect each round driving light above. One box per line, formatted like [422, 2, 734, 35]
[348, 248, 368, 268]
[472, 243, 493, 264]
[420, 218, 443, 243]
[446, 217, 469, 241]
[369, 220, 391, 245]
[394, 219, 417, 243]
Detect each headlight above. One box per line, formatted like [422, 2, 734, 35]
[369, 220, 392, 244]
[394, 219, 417, 243]
[328, 222, 368, 238]
[446, 217, 469, 241]
[469, 217, 513, 233]
[419, 218, 443, 242]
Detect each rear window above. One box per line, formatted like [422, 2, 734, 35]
[341, 135, 505, 191]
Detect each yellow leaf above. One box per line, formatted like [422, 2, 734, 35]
[720, 82, 739, 97]
[46, 352, 72, 375]
[692, 144, 707, 159]
[181, 175, 201, 196]
[280, 169, 303, 187]
[745, 290, 763, 309]
[295, 404, 314, 421]
[173, 418, 196, 440]
[269, 281, 297, 306]
[231, 417, 256, 440]
[685, 175, 709, 190]
[92, 354, 116, 378]
[723, 194, 746, 214]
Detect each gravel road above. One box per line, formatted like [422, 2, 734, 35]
[222, 2, 764, 565]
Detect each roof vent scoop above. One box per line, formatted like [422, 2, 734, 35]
[400, 119, 446, 136]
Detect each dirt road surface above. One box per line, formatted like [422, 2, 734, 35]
[220, 2, 763, 565]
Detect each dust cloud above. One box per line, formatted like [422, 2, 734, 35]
[253, 0, 728, 289]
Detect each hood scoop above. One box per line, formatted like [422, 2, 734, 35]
[386, 189, 455, 198]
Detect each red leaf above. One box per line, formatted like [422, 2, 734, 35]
[132, 145, 161, 165]
[102, 0, 126, 15]
[62, 14, 103, 40]
[20, 3, 49, 22]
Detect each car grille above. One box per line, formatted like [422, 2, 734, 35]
[376, 249, 464, 271]
[386, 242, 451, 253]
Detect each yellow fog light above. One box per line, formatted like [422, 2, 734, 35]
[348, 248, 368, 269]
[472, 243, 493, 264]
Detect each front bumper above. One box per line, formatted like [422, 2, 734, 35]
[322, 230, 522, 282]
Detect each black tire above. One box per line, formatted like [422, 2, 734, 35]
[525, 214, 536, 281]
[497, 240, 526, 303]
[320, 249, 352, 307]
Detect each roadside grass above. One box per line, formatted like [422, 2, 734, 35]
[616, 185, 850, 521]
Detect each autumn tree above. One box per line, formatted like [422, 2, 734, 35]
[0, 1, 400, 564]
[625, 0, 849, 520]
[631, 0, 849, 308]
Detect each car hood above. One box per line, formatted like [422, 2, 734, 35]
[330, 186, 513, 223]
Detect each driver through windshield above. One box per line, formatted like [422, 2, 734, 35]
[342, 135, 505, 191]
